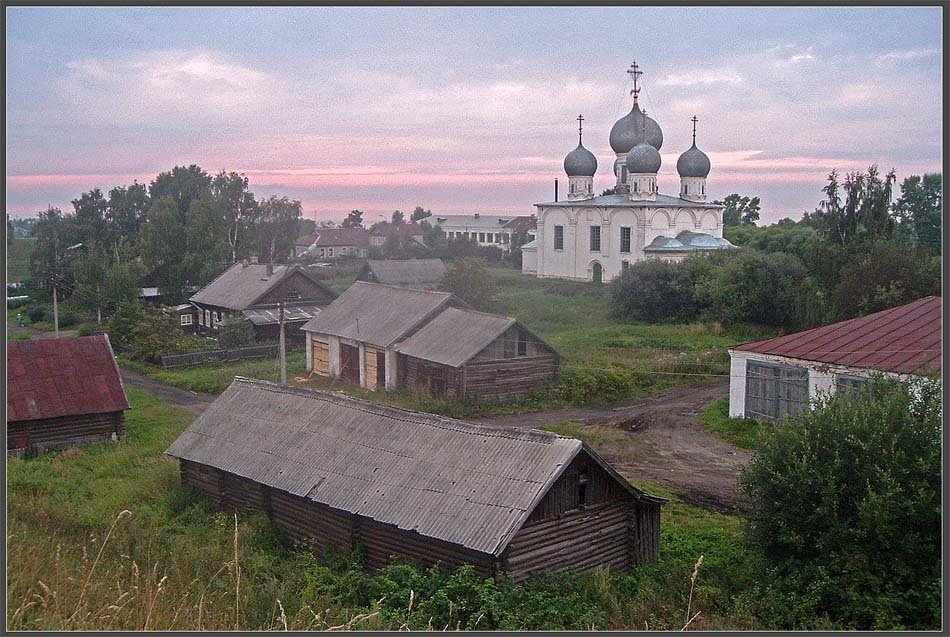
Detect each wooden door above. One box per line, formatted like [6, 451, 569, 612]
[339, 344, 360, 384]
[365, 346, 382, 390]
[312, 340, 330, 376]
[745, 361, 808, 421]
[376, 351, 386, 389]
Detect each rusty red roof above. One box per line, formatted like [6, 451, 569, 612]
[732, 296, 942, 376]
[7, 335, 130, 423]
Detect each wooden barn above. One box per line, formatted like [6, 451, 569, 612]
[189, 261, 337, 344]
[302, 282, 466, 390]
[355, 258, 447, 290]
[394, 307, 560, 400]
[166, 378, 663, 581]
[7, 335, 130, 456]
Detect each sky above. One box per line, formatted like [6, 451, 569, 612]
[4, 6, 944, 224]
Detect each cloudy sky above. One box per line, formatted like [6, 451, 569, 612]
[5, 6, 943, 224]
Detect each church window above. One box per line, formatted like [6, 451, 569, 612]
[633, 181, 639, 193]
[620, 227, 631, 253]
[589, 226, 601, 252]
[554, 225, 564, 250]
[622, 260, 630, 272]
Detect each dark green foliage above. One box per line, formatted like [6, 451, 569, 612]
[217, 316, 256, 349]
[893, 173, 942, 255]
[439, 257, 497, 311]
[340, 209, 364, 228]
[716, 193, 761, 226]
[57, 312, 77, 328]
[410, 206, 432, 222]
[26, 306, 46, 323]
[739, 379, 941, 629]
[808, 166, 896, 246]
[128, 309, 192, 362]
[106, 298, 144, 346]
[608, 260, 696, 323]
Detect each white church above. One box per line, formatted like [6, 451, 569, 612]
[522, 62, 734, 282]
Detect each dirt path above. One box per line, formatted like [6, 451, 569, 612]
[475, 380, 749, 513]
[118, 367, 216, 415]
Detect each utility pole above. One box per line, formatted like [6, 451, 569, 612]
[278, 300, 287, 385]
[52, 277, 59, 338]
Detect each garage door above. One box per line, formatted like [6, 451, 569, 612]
[312, 340, 330, 376]
[745, 361, 808, 421]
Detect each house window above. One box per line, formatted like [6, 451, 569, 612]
[487, 233, 494, 243]
[319, 248, 325, 257]
[328, 248, 334, 257]
[204, 310, 211, 326]
[502, 233, 509, 244]
[554, 225, 564, 250]
[285, 287, 301, 300]
[620, 227, 631, 253]
[478, 232, 485, 242]
[621, 260, 630, 272]
[180, 314, 193, 326]
[837, 375, 873, 402]
[589, 226, 601, 252]
[212, 311, 219, 326]
[198, 310, 204, 326]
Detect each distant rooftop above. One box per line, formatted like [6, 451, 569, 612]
[536, 193, 720, 209]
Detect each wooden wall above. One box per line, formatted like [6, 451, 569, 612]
[364, 346, 384, 391]
[311, 339, 330, 376]
[463, 354, 559, 401]
[257, 270, 337, 306]
[8, 411, 125, 456]
[400, 355, 465, 397]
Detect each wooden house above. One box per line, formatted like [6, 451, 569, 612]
[293, 227, 370, 259]
[189, 262, 337, 344]
[394, 307, 560, 400]
[355, 258, 447, 290]
[166, 378, 663, 582]
[7, 335, 130, 456]
[302, 282, 466, 390]
[729, 295, 942, 421]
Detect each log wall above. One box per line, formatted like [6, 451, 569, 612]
[463, 354, 559, 401]
[8, 411, 125, 455]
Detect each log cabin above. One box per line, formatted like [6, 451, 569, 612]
[7, 335, 130, 456]
[166, 378, 663, 582]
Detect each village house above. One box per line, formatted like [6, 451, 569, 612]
[729, 295, 942, 421]
[431, 214, 536, 251]
[394, 307, 561, 400]
[355, 258, 447, 290]
[293, 227, 370, 259]
[166, 377, 663, 581]
[302, 282, 465, 390]
[189, 261, 337, 344]
[7, 335, 130, 456]
[368, 221, 427, 249]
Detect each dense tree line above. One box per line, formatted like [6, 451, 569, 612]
[611, 169, 942, 329]
[27, 164, 308, 315]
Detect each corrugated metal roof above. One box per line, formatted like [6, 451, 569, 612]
[301, 282, 458, 347]
[359, 259, 446, 288]
[165, 378, 586, 555]
[242, 304, 323, 326]
[732, 295, 942, 375]
[190, 263, 332, 311]
[395, 307, 517, 367]
[7, 335, 130, 422]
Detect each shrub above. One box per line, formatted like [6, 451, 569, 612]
[27, 306, 46, 323]
[57, 312, 77, 328]
[739, 378, 941, 629]
[439, 257, 497, 311]
[553, 367, 636, 404]
[608, 260, 696, 323]
[217, 316, 256, 349]
[128, 309, 192, 362]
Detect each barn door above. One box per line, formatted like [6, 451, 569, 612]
[312, 340, 330, 376]
[339, 344, 360, 383]
[745, 361, 808, 421]
[376, 351, 386, 389]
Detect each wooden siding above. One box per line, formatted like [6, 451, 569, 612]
[312, 339, 330, 375]
[256, 270, 337, 306]
[365, 346, 383, 390]
[744, 360, 809, 421]
[400, 355, 464, 397]
[8, 412, 124, 455]
[463, 354, 559, 401]
[471, 325, 552, 361]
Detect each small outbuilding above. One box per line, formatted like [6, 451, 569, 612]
[7, 335, 130, 456]
[355, 258, 447, 290]
[166, 378, 663, 581]
[394, 307, 560, 400]
[729, 295, 942, 421]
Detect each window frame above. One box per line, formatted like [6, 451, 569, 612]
[620, 226, 631, 253]
[180, 313, 193, 326]
[553, 225, 564, 251]
[589, 225, 601, 252]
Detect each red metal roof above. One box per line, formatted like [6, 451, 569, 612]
[7, 335, 131, 423]
[732, 296, 942, 376]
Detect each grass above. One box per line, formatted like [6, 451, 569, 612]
[8, 330, 31, 341]
[6, 237, 34, 283]
[7, 388, 764, 630]
[697, 397, 767, 450]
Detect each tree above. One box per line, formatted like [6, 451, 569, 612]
[184, 191, 229, 286]
[217, 316, 256, 349]
[71, 188, 109, 249]
[150, 164, 212, 223]
[30, 206, 81, 292]
[128, 309, 191, 362]
[893, 173, 941, 254]
[391, 210, 405, 226]
[810, 166, 896, 246]
[608, 260, 696, 323]
[717, 193, 761, 226]
[739, 379, 941, 629]
[106, 182, 149, 260]
[6, 214, 13, 246]
[140, 197, 189, 303]
[439, 257, 496, 311]
[255, 196, 302, 263]
[341, 209, 364, 229]
[410, 206, 432, 222]
[211, 170, 257, 264]
[74, 251, 143, 324]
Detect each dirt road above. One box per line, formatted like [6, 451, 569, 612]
[475, 381, 749, 513]
[118, 367, 216, 415]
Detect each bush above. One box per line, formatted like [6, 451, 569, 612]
[128, 309, 192, 362]
[217, 316, 256, 349]
[58, 312, 77, 328]
[608, 260, 696, 323]
[553, 367, 636, 404]
[439, 257, 497, 311]
[738, 378, 941, 629]
[27, 306, 46, 323]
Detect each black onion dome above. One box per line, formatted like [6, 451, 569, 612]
[609, 102, 663, 154]
[676, 143, 711, 178]
[625, 141, 662, 174]
[563, 143, 597, 177]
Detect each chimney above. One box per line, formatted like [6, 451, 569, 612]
[554, 178, 559, 202]
[266, 262, 274, 276]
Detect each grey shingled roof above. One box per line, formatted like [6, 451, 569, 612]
[165, 378, 597, 555]
[190, 263, 331, 311]
[301, 281, 458, 347]
[535, 193, 720, 209]
[360, 259, 447, 288]
[395, 307, 533, 368]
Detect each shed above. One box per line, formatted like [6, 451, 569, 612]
[394, 307, 560, 401]
[728, 295, 942, 420]
[355, 258, 447, 290]
[7, 335, 130, 456]
[301, 282, 465, 390]
[166, 378, 663, 581]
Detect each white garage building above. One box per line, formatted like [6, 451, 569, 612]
[728, 296, 941, 421]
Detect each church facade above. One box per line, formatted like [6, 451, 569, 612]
[523, 63, 734, 283]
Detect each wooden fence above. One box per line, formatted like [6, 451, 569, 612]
[160, 345, 279, 369]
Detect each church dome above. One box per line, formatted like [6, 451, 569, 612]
[677, 143, 710, 178]
[609, 103, 663, 154]
[564, 143, 597, 177]
[625, 140, 661, 174]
